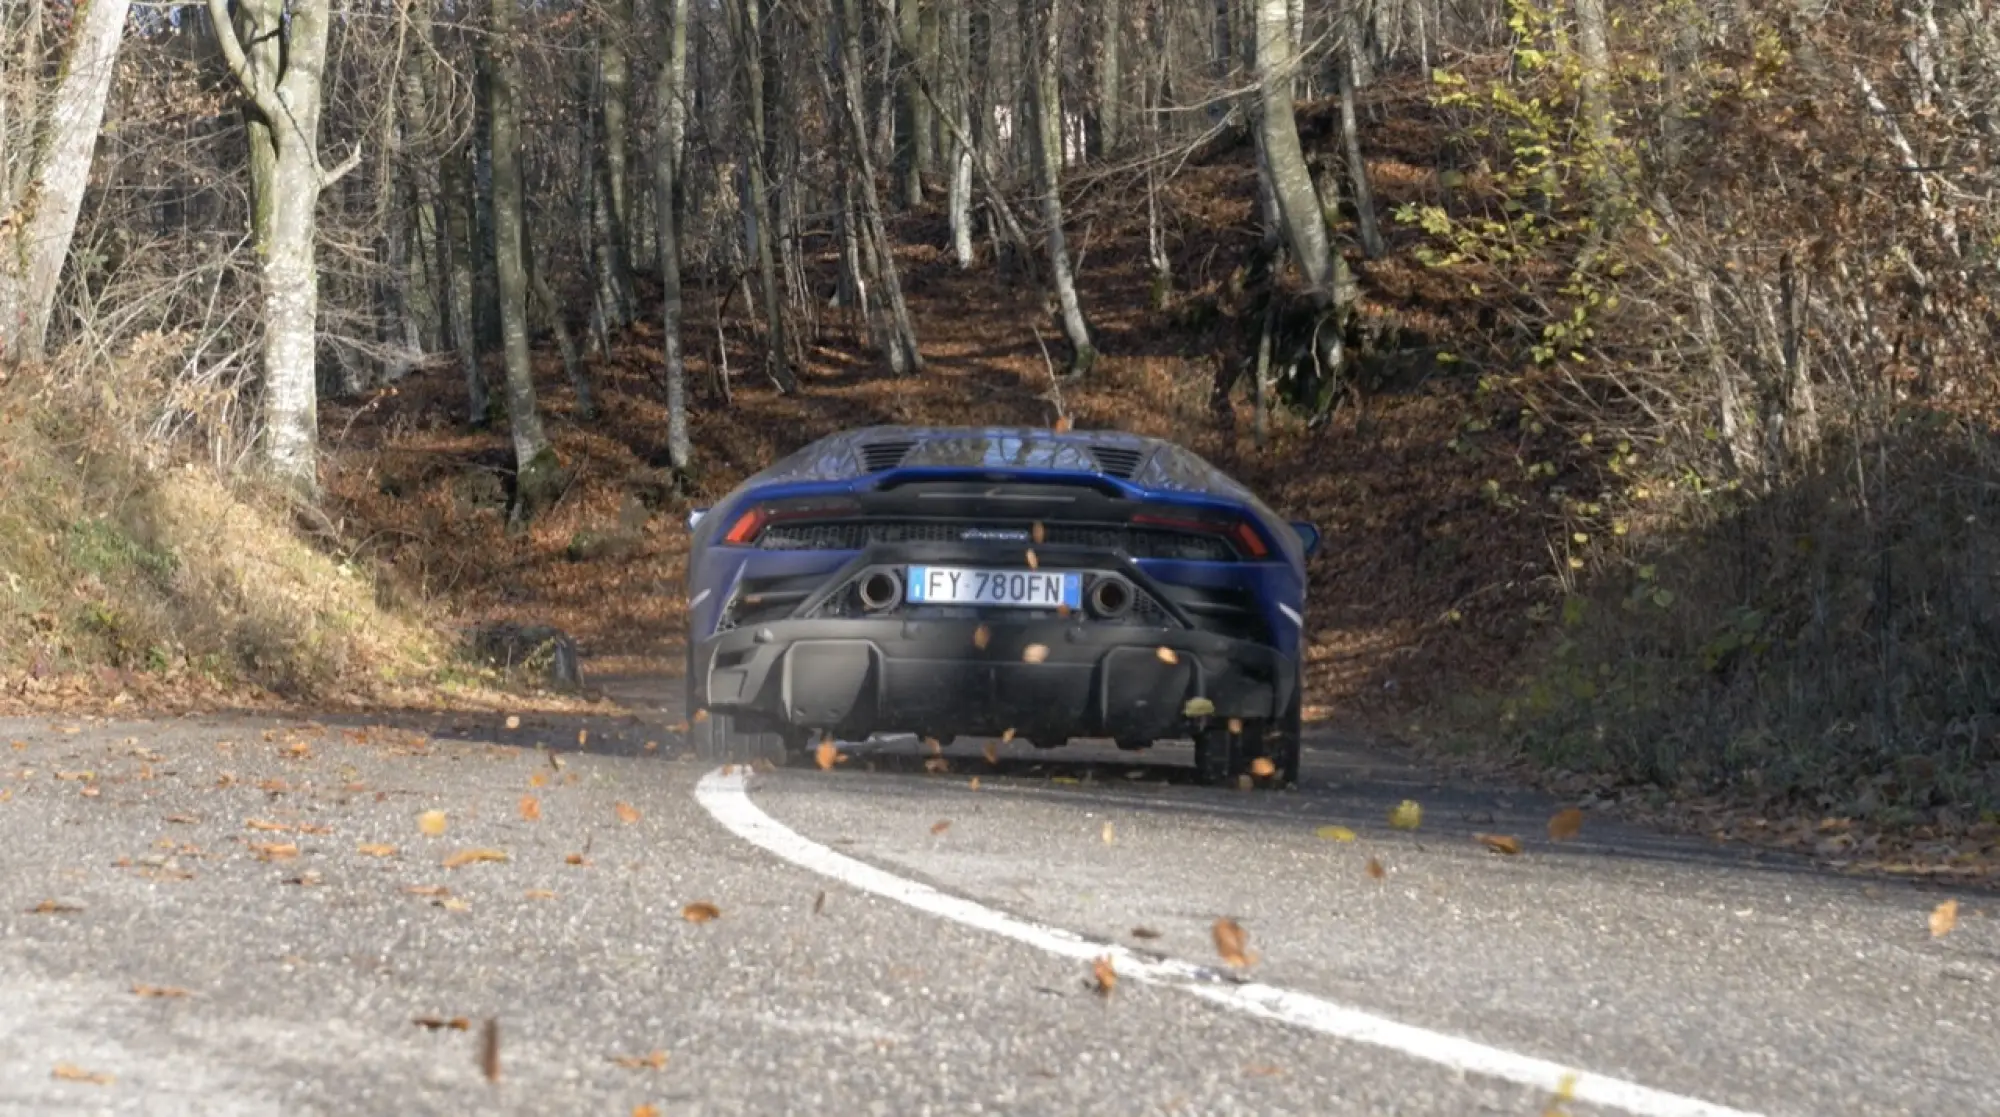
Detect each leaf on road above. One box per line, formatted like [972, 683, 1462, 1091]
[1548, 807, 1585, 841]
[565, 853, 590, 866]
[1089, 955, 1117, 997]
[442, 848, 509, 869]
[51, 1063, 113, 1085]
[437, 896, 472, 912]
[504, 715, 521, 730]
[1212, 917, 1254, 968]
[413, 1015, 470, 1031]
[1388, 800, 1424, 830]
[815, 740, 839, 771]
[245, 819, 291, 832]
[609, 1050, 669, 1070]
[615, 802, 641, 825]
[1315, 825, 1357, 842]
[1475, 833, 1524, 856]
[523, 889, 557, 901]
[1102, 821, 1115, 844]
[972, 624, 991, 650]
[298, 823, 333, 836]
[479, 1017, 501, 1082]
[28, 900, 83, 916]
[164, 813, 197, 825]
[132, 984, 191, 998]
[968, 776, 982, 790]
[1183, 697, 1215, 718]
[356, 843, 397, 858]
[1365, 857, 1386, 880]
[930, 820, 951, 835]
[634, 1107, 661, 1117]
[681, 901, 721, 923]
[418, 810, 447, 837]
[1249, 757, 1276, 779]
[250, 842, 298, 861]
[1931, 898, 1960, 938]
[982, 742, 999, 765]
[1543, 1070, 1581, 1116]
[519, 795, 541, 822]
[1022, 643, 1050, 664]
[528, 771, 549, 789]
[403, 884, 451, 897]
[1155, 646, 1178, 665]
[1129, 927, 1161, 940]
[813, 890, 827, 915]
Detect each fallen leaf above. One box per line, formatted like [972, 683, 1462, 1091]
[565, 853, 589, 866]
[442, 848, 510, 869]
[524, 888, 557, 900]
[815, 740, 839, 770]
[1931, 898, 1960, 938]
[812, 890, 827, 915]
[634, 1107, 661, 1117]
[1183, 697, 1215, 718]
[479, 1017, 501, 1081]
[250, 842, 298, 861]
[1244, 1063, 1285, 1077]
[972, 624, 991, 650]
[1212, 917, 1254, 968]
[519, 795, 541, 822]
[930, 819, 952, 835]
[615, 802, 640, 825]
[681, 901, 721, 923]
[1249, 757, 1276, 778]
[1475, 833, 1524, 856]
[284, 870, 323, 887]
[245, 818, 291, 832]
[1388, 800, 1423, 830]
[528, 771, 549, 789]
[51, 1063, 113, 1085]
[412, 1015, 471, 1031]
[644, 740, 659, 751]
[1129, 926, 1161, 939]
[132, 984, 191, 998]
[164, 813, 197, 824]
[504, 715, 521, 730]
[1155, 646, 1178, 665]
[1365, 857, 1386, 880]
[437, 896, 471, 912]
[418, 810, 447, 837]
[356, 843, 397, 858]
[80, 785, 100, 798]
[1022, 643, 1049, 664]
[610, 1050, 670, 1070]
[1315, 825, 1357, 842]
[54, 769, 94, 781]
[297, 823, 333, 836]
[1102, 821, 1115, 843]
[403, 884, 451, 897]
[1089, 955, 1117, 996]
[1548, 807, 1585, 841]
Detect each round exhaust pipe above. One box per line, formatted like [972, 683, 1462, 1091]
[857, 569, 903, 612]
[1087, 574, 1135, 619]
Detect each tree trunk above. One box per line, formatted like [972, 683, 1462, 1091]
[1252, 0, 1348, 371]
[526, 223, 595, 419]
[728, 0, 794, 392]
[895, 0, 934, 208]
[486, 0, 560, 517]
[395, 0, 444, 355]
[1338, 32, 1385, 259]
[208, 0, 357, 493]
[653, 0, 693, 473]
[442, 140, 488, 425]
[599, 0, 636, 276]
[1091, 0, 1122, 158]
[829, 0, 923, 375]
[1024, 0, 1096, 377]
[947, 0, 974, 267]
[0, 0, 132, 365]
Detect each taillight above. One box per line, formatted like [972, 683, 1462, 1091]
[1131, 513, 1270, 559]
[723, 507, 767, 544]
[1231, 521, 1269, 558]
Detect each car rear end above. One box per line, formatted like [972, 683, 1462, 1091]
[686, 431, 1305, 766]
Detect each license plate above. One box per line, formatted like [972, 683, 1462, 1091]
[905, 566, 1081, 609]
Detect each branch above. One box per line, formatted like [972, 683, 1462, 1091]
[319, 142, 364, 188]
[204, 0, 286, 125]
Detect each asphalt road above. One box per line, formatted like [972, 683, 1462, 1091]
[1, 696, 1994, 1116]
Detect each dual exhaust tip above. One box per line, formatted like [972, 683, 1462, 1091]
[855, 569, 1136, 619]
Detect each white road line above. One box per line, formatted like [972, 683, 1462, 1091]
[695, 768, 1767, 1117]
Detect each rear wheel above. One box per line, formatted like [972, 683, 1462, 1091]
[692, 710, 810, 766]
[1193, 720, 1246, 787]
[1249, 700, 1302, 789]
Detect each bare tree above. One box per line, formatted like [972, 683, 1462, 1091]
[0, 0, 132, 365]
[1024, 0, 1096, 377]
[726, 0, 794, 392]
[1253, 0, 1350, 371]
[654, 0, 694, 473]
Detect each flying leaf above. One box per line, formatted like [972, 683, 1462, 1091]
[972, 624, 991, 650]
[1001, 728, 1015, 743]
[442, 848, 510, 869]
[1249, 757, 1277, 779]
[1365, 857, 1386, 879]
[615, 802, 640, 825]
[1102, 821, 1115, 844]
[923, 737, 943, 756]
[1183, 697, 1215, 718]
[1227, 718, 1243, 734]
[356, 843, 397, 858]
[1931, 898, 1960, 938]
[1022, 643, 1050, 664]
[635, 1107, 662, 1117]
[250, 841, 298, 861]
[519, 795, 541, 822]
[51, 1063, 113, 1085]
[479, 1017, 501, 1082]
[691, 708, 710, 723]
[815, 740, 839, 770]
[681, 901, 721, 923]
[577, 729, 589, 748]
[968, 777, 981, 790]
[1212, 917, 1254, 968]
[609, 1050, 670, 1070]
[1025, 549, 1039, 569]
[504, 715, 520, 730]
[418, 810, 447, 837]
[1548, 808, 1585, 842]
[1054, 415, 1074, 432]
[1155, 646, 1178, 665]
[1475, 833, 1524, 855]
[132, 984, 191, 998]
[1090, 955, 1117, 997]
[1031, 522, 1046, 544]
[930, 820, 952, 835]
[1315, 825, 1357, 842]
[412, 1015, 471, 1031]
[982, 742, 999, 765]
[1388, 800, 1423, 830]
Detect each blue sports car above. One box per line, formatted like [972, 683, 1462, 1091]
[683, 426, 1320, 787]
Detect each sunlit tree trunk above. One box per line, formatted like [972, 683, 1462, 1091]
[1253, 0, 1350, 370]
[653, 0, 693, 472]
[1024, 0, 1096, 377]
[728, 0, 793, 391]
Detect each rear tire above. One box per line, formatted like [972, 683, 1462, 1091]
[1193, 721, 1245, 787]
[691, 710, 808, 766]
[1251, 700, 1303, 789]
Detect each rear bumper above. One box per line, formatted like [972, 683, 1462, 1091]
[691, 617, 1295, 741]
